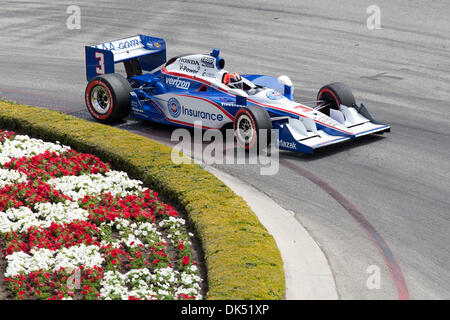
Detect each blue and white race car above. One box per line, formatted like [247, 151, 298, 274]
[85, 34, 390, 154]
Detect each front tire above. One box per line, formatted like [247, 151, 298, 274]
[85, 73, 132, 123]
[233, 106, 272, 151]
[317, 82, 355, 116]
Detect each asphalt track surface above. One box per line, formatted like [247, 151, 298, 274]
[1, 0, 449, 299]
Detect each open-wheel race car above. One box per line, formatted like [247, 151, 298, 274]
[85, 34, 390, 154]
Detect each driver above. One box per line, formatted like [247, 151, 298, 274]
[222, 72, 243, 90]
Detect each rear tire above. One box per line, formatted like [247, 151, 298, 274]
[317, 82, 355, 116]
[85, 73, 132, 123]
[233, 106, 272, 151]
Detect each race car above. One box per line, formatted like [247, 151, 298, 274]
[84, 34, 390, 154]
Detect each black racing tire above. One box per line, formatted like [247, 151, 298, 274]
[85, 73, 132, 123]
[317, 82, 356, 116]
[233, 105, 272, 152]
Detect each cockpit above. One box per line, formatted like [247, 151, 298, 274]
[164, 51, 265, 95]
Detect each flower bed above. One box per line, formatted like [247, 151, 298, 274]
[0, 129, 202, 300]
[0, 102, 285, 300]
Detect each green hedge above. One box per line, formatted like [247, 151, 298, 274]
[0, 101, 285, 300]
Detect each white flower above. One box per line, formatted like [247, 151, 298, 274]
[0, 134, 70, 164]
[0, 202, 89, 234]
[47, 171, 145, 200]
[35, 202, 89, 224]
[99, 269, 159, 300]
[159, 216, 186, 229]
[100, 271, 128, 299]
[53, 244, 104, 271]
[122, 234, 144, 248]
[5, 249, 54, 277]
[153, 267, 178, 285]
[179, 272, 202, 287]
[4, 245, 103, 277]
[0, 168, 28, 188]
[0, 207, 41, 234]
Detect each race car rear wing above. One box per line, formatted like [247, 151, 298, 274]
[85, 34, 166, 81]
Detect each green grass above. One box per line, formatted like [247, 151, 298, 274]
[0, 101, 285, 300]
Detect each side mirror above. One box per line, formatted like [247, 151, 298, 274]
[277, 75, 294, 101]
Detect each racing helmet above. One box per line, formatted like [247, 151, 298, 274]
[222, 72, 243, 90]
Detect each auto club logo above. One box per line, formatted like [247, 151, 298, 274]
[167, 97, 181, 118]
[266, 89, 282, 100]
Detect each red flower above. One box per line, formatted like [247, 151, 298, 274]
[182, 256, 190, 266]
